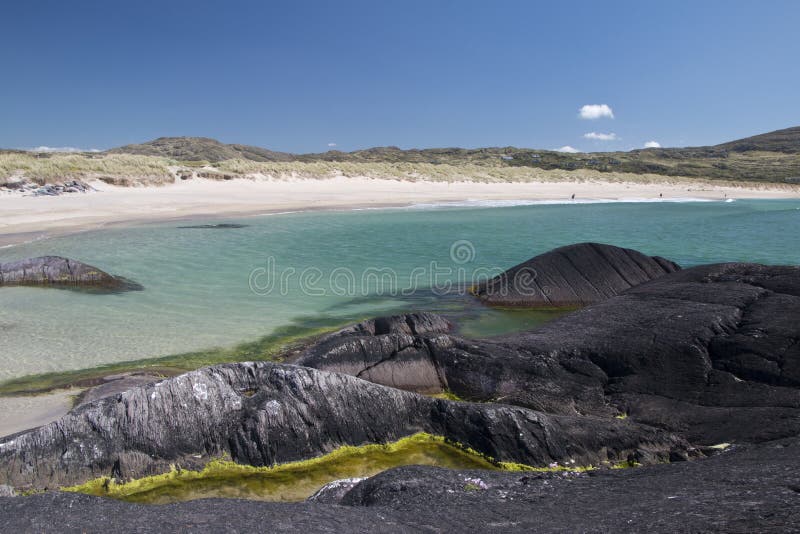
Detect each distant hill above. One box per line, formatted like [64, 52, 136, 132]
[30, 126, 798, 185]
[713, 126, 800, 154]
[107, 137, 294, 162]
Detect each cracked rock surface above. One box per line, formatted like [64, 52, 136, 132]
[298, 263, 800, 445]
[0, 362, 684, 489]
[1, 437, 798, 533]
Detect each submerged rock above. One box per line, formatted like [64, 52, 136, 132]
[471, 242, 680, 306]
[0, 256, 142, 291]
[176, 223, 249, 229]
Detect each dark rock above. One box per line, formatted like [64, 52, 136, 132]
[0, 256, 141, 291]
[2, 437, 798, 532]
[0, 492, 412, 533]
[0, 362, 685, 490]
[307, 477, 366, 504]
[297, 263, 800, 445]
[176, 223, 249, 229]
[74, 373, 162, 408]
[333, 437, 800, 531]
[471, 242, 680, 306]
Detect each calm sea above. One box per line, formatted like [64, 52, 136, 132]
[1, 198, 798, 380]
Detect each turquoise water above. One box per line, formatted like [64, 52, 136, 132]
[1, 199, 799, 381]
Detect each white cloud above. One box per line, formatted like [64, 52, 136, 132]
[556, 145, 580, 153]
[644, 140, 661, 148]
[579, 104, 614, 120]
[583, 132, 618, 141]
[29, 146, 100, 153]
[327, 142, 337, 147]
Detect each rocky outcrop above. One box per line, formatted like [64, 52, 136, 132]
[2, 437, 798, 533]
[298, 263, 800, 445]
[0, 179, 94, 196]
[0, 362, 685, 490]
[295, 313, 453, 393]
[471, 242, 680, 306]
[0, 256, 141, 291]
[1, 246, 799, 531]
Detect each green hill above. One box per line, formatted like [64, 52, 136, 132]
[103, 127, 800, 183]
[4, 127, 800, 186]
[713, 126, 800, 154]
[107, 137, 294, 162]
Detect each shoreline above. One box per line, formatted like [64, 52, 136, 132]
[1, 176, 798, 247]
[1, 176, 799, 436]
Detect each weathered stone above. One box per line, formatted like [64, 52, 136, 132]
[297, 263, 800, 445]
[1, 437, 798, 532]
[307, 477, 366, 504]
[471, 242, 680, 306]
[0, 256, 141, 291]
[0, 362, 685, 490]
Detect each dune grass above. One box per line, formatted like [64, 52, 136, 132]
[0, 153, 176, 185]
[3, 151, 794, 189]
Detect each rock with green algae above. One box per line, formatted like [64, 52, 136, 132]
[0, 362, 686, 490]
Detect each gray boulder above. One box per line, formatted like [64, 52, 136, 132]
[0, 256, 141, 291]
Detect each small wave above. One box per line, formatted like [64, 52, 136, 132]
[405, 198, 719, 210]
[0, 233, 50, 250]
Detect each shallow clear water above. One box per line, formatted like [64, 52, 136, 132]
[1, 199, 799, 380]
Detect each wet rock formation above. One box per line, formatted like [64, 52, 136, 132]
[2, 437, 798, 532]
[298, 263, 800, 445]
[471, 242, 680, 306]
[0, 362, 685, 490]
[0, 256, 141, 291]
[1, 244, 799, 532]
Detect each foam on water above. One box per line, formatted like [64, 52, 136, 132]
[406, 197, 719, 209]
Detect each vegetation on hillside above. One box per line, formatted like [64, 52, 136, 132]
[2, 127, 800, 186]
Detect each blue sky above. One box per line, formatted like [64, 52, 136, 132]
[1, 0, 798, 153]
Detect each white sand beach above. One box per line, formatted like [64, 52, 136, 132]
[1, 176, 798, 247]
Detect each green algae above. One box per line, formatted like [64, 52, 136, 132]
[428, 390, 465, 401]
[63, 433, 641, 505]
[63, 433, 507, 504]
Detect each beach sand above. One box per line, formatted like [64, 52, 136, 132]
[0, 389, 80, 438]
[1, 176, 798, 247]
